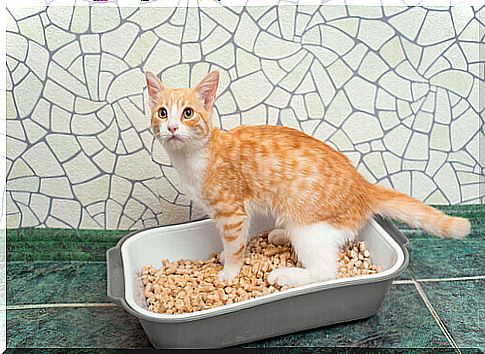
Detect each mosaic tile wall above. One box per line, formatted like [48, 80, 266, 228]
[6, 5, 484, 229]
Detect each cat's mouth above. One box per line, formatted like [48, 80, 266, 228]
[168, 135, 183, 143]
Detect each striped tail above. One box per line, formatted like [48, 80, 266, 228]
[370, 184, 470, 239]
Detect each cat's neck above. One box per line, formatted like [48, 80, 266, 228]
[166, 143, 209, 175]
[164, 133, 217, 203]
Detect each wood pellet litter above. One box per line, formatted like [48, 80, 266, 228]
[141, 232, 381, 315]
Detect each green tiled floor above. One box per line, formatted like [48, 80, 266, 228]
[247, 284, 450, 348]
[7, 262, 108, 304]
[6, 205, 484, 351]
[421, 280, 484, 349]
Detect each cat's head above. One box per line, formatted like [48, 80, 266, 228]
[145, 71, 219, 151]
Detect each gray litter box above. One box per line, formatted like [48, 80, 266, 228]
[107, 214, 409, 349]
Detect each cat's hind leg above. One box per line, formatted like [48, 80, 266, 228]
[267, 222, 355, 287]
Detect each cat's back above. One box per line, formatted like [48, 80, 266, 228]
[208, 124, 355, 177]
[227, 125, 324, 148]
[224, 124, 341, 157]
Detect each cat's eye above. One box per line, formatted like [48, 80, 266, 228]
[183, 108, 194, 119]
[158, 107, 167, 119]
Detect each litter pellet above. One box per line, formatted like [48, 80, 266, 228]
[337, 241, 381, 278]
[141, 233, 381, 314]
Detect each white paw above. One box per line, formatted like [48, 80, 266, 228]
[267, 268, 299, 287]
[268, 229, 287, 246]
[217, 267, 240, 282]
[219, 250, 225, 265]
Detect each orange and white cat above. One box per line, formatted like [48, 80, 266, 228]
[145, 70, 470, 286]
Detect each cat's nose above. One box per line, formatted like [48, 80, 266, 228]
[168, 125, 178, 134]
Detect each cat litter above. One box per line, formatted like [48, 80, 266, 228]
[140, 233, 381, 315]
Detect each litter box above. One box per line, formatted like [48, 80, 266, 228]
[107, 214, 409, 348]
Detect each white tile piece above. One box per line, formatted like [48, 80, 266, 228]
[51, 199, 81, 228]
[344, 77, 376, 114]
[52, 41, 81, 69]
[430, 70, 473, 97]
[7, 33, 28, 61]
[47, 7, 73, 30]
[383, 124, 412, 156]
[266, 87, 291, 109]
[72, 175, 110, 205]
[40, 177, 74, 198]
[304, 92, 325, 119]
[254, 31, 301, 60]
[63, 152, 101, 184]
[71, 113, 105, 135]
[236, 49, 261, 77]
[144, 39, 181, 73]
[45, 25, 76, 51]
[405, 132, 429, 160]
[378, 111, 400, 131]
[242, 105, 267, 126]
[115, 150, 159, 181]
[91, 6, 120, 33]
[23, 142, 64, 178]
[411, 171, 437, 201]
[46, 134, 81, 162]
[342, 112, 383, 144]
[320, 25, 355, 55]
[106, 68, 145, 104]
[434, 163, 461, 203]
[13, 72, 43, 118]
[388, 7, 426, 41]
[234, 13, 260, 52]
[78, 136, 103, 157]
[80, 34, 100, 54]
[358, 51, 388, 82]
[378, 71, 413, 101]
[358, 20, 395, 50]
[9, 7, 46, 21]
[379, 36, 406, 68]
[450, 108, 480, 151]
[93, 149, 116, 173]
[413, 111, 433, 133]
[26, 42, 49, 80]
[70, 6, 89, 33]
[18, 15, 45, 45]
[417, 11, 454, 46]
[231, 71, 273, 110]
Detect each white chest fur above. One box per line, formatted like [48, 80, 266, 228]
[166, 147, 210, 212]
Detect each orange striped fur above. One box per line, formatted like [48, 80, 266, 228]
[145, 71, 471, 286]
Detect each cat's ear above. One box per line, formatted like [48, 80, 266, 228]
[194, 71, 219, 110]
[145, 71, 164, 111]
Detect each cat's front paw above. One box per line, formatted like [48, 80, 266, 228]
[217, 267, 239, 282]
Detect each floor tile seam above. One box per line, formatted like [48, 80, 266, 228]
[415, 275, 485, 283]
[3, 303, 116, 310]
[412, 279, 462, 353]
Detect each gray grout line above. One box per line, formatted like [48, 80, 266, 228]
[413, 280, 462, 354]
[392, 275, 485, 285]
[416, 275, 485, 283]
[3, 303, 116, 311]
[392, 279, 414, 284]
